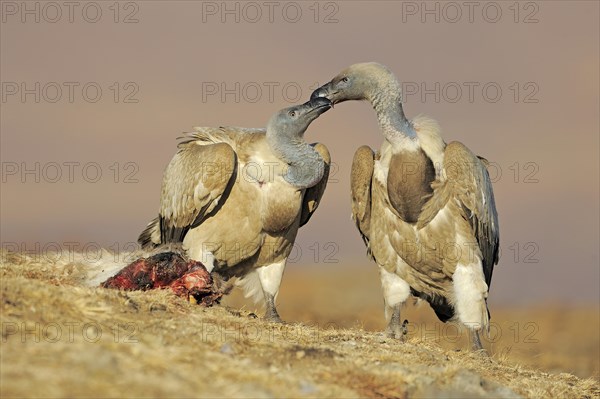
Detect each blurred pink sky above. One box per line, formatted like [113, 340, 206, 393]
[1, 1, 598, 305]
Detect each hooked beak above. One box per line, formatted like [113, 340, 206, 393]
[311, 81, 333, 100]
[306, 96, 333, 116]
[311, 81, 342, 109]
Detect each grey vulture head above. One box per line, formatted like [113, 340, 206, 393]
[266, 97, 332, 189]
[267, 97, 332, 137]
[311, 62, 401, 105]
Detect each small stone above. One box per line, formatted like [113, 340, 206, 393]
[296, 350, 306, 359]
[220, 343, 234, 355]
[150, 303, 167, 312]
[299, 380, 317, 394]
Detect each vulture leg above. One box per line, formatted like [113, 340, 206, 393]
[387, 304, 408, 340]
[264, 293, 282, 323]
[470, 329, 484, 352]
[453, 262, 490, 352]
[257, 260, 286, 323]
[380, 266, 411, 340]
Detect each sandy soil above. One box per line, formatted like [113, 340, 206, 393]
[1, 251, 598, 398]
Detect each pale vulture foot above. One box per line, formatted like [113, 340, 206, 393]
[379, 266, 411, 340]
[386, 304, 408, 340]
[263, 293, 283, 323]
[469, 329, 488, 355]
[257, 260, 286, 323]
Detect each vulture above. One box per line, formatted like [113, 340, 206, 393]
[138, 97, 332, 322]
[311, 63, 499, 350]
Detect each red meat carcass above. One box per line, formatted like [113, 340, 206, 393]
[100, 252, 222, 306]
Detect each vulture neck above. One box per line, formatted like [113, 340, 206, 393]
[267, 131, 324, 190]
[370, 86, 418, 150]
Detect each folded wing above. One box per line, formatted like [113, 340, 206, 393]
[350, 145, 376, 255]
[139, 133, 237, 248]
[299, 143, 331, 227]
[418, 141, 499, 287]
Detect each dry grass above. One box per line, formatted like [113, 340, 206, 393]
[252, 264, 600, 381]
[1, 250, 598, 398]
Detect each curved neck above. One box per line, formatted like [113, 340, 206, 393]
[370, 83, 417, 146]
[267, 133, 324, 189]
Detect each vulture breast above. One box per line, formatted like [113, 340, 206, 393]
[260, 181, 303, 232]
[387, 149, 435, 224]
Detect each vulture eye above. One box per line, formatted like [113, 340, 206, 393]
[289, 111, 296, 117]
[341, 77, 349, 83]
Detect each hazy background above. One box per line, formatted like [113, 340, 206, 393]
[1, 1, 598, 307]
